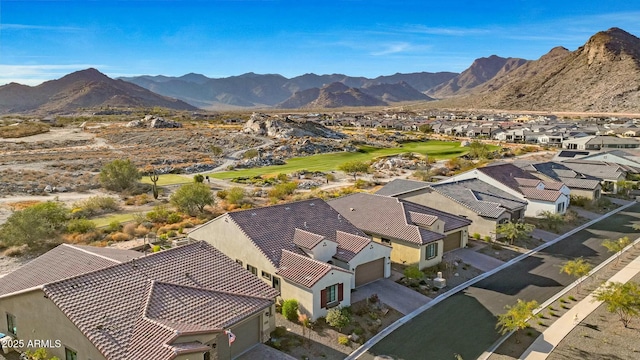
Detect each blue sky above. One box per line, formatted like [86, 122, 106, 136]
[1, 0, 640, 86]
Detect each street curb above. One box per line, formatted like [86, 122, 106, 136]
[346, 201, 637, 360]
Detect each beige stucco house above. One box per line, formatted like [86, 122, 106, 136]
[0, 242, 278, 360]
[328, 193, 471, 270]
[188, 199, 391, 320]
[377, 178, 528, 239]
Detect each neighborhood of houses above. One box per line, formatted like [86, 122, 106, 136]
[2, 113, 640, 359]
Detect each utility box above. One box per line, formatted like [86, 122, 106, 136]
[434, 271, 446, 289]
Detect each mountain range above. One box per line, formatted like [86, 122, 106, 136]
[1, 27, 640, 114]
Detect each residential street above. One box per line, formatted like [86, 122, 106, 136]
[360, 203, 640, 360]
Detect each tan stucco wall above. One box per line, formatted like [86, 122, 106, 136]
[570, 187, 598, 200]
[188, 215, 279, 286]
[0, 290, 105, 359]
[371, 235, 442, 270]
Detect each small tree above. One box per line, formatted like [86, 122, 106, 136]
[495, 299, 539, 343]
[538, 211, 564, 232]
[326, 307, 351, 332]
[170, 183, 214, 215]
[193, 174, 204, 183]
[496, 221, 535, 245]
[594, 281, 640, 328]
[602, 236, 631, 265]
[338, 160, 370, 181]
[22, 348, 61, 360]
[99, 159, 141, 192]
[281, 299, 299, 322]
[0, 201, 69, 249]
[560, 257, 592, 291]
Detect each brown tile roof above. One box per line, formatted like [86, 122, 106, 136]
[520, 187, 563, 201]
[276, 250, 351, 288]
[407, 211, 438, 227]
[541, 180, 565, 191]
[224, 199, 369, 266]
[0, 244, 142, 298]
[478, 163, 541, 192]
[515, 177, 542, 187]
[293, 228, 325, 250]
[334, 231, 372, 262]
[329, 193, 470, 246]
[42, 242, 278, 360]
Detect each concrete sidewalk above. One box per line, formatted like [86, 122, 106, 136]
[521, 254, 640, 359]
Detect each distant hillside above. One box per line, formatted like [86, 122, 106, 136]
[0, 68, 197, 114]
[276, 82, 387, 109]
[121, 71, 457, 109]
[428, 55, 529, 98]
[456, 27, 640, 112]
[360, 82, 434, 102]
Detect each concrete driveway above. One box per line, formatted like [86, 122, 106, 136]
[444, 247, 505, 272]
[351, 278, 432, 315]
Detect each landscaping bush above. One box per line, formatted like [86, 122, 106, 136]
[281, 299, 299, 321]
[166, 212, 182, 224]
[193, 174, 204, 183]
[404, 265, 423, 282]
[326, 307, 351, 331]
[338, 336, 350, 346]
[216, 189, 228, 199]
[472, 233, 481, 240]
[72, 196, 120, 217]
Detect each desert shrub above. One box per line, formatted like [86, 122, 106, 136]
[472, 233, 481, 240]
[243, 149, 259, 159]
[268, 182, 298, 200]
[193, 174, 205, 183]
[170, 183, 214, 215]
[3, 245, 26, 257]
[216, 189, 228, 199]
[0, 201, 69, 249]
[0, 122, 50, 138]
[134, 225, 149, 237]
[326, 307, 351, 331]
[326, 173, 336, 182]
[110, 232, 132, 242]
[226, 186, 246, 205]
[122, 222, 138, 236]
[272, 326, 288, 338]
[152, 245, 161, 252]
[281, 299, 299, 321]
[166, 230, 177, 238]
[484, 235, 492, 242]
[354, 179, 368, 189]
[105, 220, 122, 233]
[570, 195, 590, 207]
[73, 196, 120, 217]
[338, 336, 350, 346]
[276, 173, 288, 182]
[66, 218, 97, 234]
[166, 212, 182, 224]
[146, 205, 172, 223]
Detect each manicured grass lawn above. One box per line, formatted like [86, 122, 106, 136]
[210, 140, 480, 179]
[140, 173, 191, 186]
[92, 212, 137, 227]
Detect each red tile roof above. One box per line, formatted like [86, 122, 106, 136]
[42, 242, 277, 360]
[293, 228, 326, 250]
[277, 250, 351, 288]
[520, 188, 563, 201]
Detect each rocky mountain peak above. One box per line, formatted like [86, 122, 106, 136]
[582, 27, 640, 65]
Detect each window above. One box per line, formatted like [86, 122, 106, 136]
[326, 284, 337, 304]
[235, 259, 243, 266]
[381, 238, 391, 245]
[425, 243, 438, 260]
[6, 313, 16, 336]
[246, 264, 257, 276]
[65, 347, 78, 360]
[272, 277, 281, 291]
[261, 271, 272, 280]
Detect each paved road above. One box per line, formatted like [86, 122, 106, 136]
[361, 203, 640, 360]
